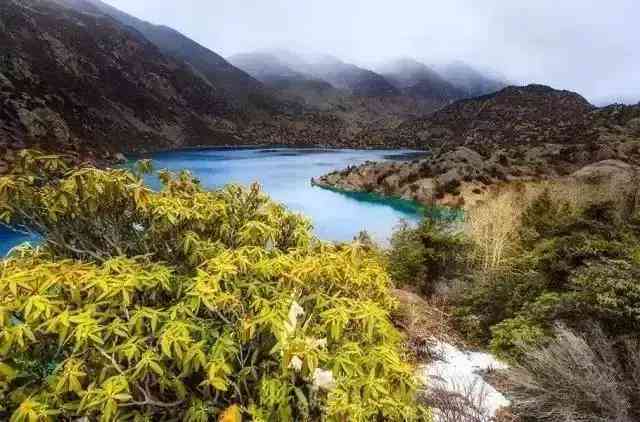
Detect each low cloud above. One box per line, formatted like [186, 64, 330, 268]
[105, 0, 640, 105]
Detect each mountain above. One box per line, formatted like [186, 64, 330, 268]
[0, 0, 389, 159]
[435, 61, 507, 98]
[378, 58, 465, 104]
[229, 51, 433, 127]
[357, 85, 638, 148]
[228, 52, 340, 110]
[302, 55, 401, 97]
[228, 52, 309, 85]
[79, 0, 275, 110]
[0, 0, 242, 157]
[315, 85, 640, 207]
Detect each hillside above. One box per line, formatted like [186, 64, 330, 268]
[81, 0, 276, 111]
[0, 0, 241, 159]
[0, 0, 425, 164]
[354, 84, 601, 148]
[316, 85, 640, 206]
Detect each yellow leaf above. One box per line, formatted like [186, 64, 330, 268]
[219, 404, 242, 422]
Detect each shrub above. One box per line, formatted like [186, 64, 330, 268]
[435, 180, 462, 199]
[387, 219, 468, 296]
[489, 317, 547, 361]
[422, 380, 495, 422]
[0, 152, 426, 421]
[505, 324, 640, 421]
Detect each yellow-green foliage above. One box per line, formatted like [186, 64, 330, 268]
[0, 151, 425, 421]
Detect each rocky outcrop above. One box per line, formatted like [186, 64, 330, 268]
[313, 141, 640, 209]
[570, 159, 638, 185]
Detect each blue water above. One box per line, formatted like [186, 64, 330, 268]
[0, 228, 39, 256]
[0, 148, 425, 254]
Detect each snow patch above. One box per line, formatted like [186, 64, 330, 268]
[421, 341, 510, 418]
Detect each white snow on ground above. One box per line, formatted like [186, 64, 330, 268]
[421, 341, 511, 418]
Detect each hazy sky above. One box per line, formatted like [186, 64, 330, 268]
[105, 0, 640, 105]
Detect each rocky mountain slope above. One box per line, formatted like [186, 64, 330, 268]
[81, 0, 274, 111]
[0, 0, 242, 159]
[315, 85, 640, 207]
[0, 0, 418, 163]
[354, 84, 604, 148]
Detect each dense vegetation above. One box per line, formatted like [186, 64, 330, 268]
[0, 151, 426, 421]
[456, 188, 640, 359]
[388, 177, 640, 421]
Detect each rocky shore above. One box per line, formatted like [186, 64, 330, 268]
[312, 141, 640, 209]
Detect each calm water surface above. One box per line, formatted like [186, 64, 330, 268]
[0, 148, 425, 254]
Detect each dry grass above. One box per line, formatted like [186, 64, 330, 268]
[392, 288, 463, 360]
[464, 172, 640, 272]
[465, 187, 524, 271]
[423, 380, 494, 422]
[504, 324, 640, 422]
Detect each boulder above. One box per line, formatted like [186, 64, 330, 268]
[571, 160, 637, 184]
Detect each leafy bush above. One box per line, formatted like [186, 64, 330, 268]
[0, 152, 426, 421]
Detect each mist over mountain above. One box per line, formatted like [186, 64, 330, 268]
[101, 0, 639, 105]
[433, 61, 508, 99]
[79, 0, 274, 110]
[377, 58, 465, 103]
[300, 55, 402, 98]
[229, 51, 506, 110]
[2, 0, 638, 162]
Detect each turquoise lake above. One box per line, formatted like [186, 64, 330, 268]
[0, 148, 426, 255]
